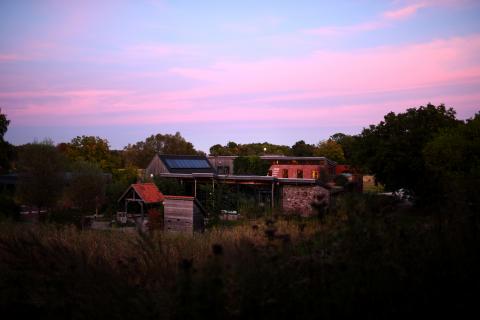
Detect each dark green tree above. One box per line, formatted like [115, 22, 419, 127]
[61, 136, 113, 171]
[233, 156, 270, 175]
[0, 108, 14, 173]
[67, 161, 106, 214]
[352, 103, 460, 203]
[314, 139, 345, 162]
[291, 140, 315, 156]
[105, 166, 138, 215]
[424, 113, 480, 212]
[153, 177, 187, 196]
[209, 141, 290, 156]
[16, 140, 65, 213]
[330, 133, 357, 164]
[124, 132, 199, 168]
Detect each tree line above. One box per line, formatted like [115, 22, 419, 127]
[0, 103, 479, 217]
[209, 139, 347, 162]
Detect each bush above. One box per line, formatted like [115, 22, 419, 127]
[0, 193, 20, 220]
[333, 174, 349, 186]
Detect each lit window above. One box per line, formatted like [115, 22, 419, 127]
[311, 170, 318, 179]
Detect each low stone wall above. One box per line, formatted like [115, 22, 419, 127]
[281, 185, 329, 216]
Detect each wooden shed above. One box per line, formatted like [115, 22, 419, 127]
[117, 183, 164, 225]
[163, 196, 205, 233]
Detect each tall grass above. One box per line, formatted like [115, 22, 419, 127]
[1, 195, 479, 319]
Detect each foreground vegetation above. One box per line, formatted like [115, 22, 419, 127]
[1, 194, 478, 319]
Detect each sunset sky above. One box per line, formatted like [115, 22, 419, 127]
[1, 0, 479, 152]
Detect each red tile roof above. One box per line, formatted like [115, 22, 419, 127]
[131, 183, 164, 203]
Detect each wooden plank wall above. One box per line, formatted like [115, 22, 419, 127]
[164, 199, 194, 232]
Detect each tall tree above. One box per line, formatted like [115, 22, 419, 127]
[209, 141, 291, 156]
[329, 133, 356, 164]
[291, 140, 315, 157]
[61, 136, 113, 171]
[352, 104, 460, 202]
[424, 113, 480, 211]
[314, 140, 345, 163]
[124, 132, 199, 168]
[66, 161, 106, 214]
[0, 108, 9, 140]
[0, 108, 14, 173]
[16, 140, 65, 213]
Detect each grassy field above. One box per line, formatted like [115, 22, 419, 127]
[0, 194, 479, 319]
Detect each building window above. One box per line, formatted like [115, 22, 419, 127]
[297, 169, 303, 178]
[282, 169, 289, 178]
[268, 170, 272, 176]
[311, 170, 318, 179]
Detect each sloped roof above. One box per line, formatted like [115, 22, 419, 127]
[159, 154, 216, 174]
[119, 183, 164, 204]
[132, 183, 164, 203]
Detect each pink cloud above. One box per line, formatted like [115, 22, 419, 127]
[17, 90, 476, 128]
[167, 35, 480, 101]
[0, 89, 131, 98]
[4, 35, 480, 129]
[121, 44, 188, 59]
[304, 21, 383, 36]
[0, 54, 23, 62]
[304, 0, 467, 36]
[383, 3, 427, 20]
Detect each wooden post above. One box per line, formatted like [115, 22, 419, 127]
[194, 179, 197, 198]
[236, 183, 240, 210]
[271, 181, 274, 209]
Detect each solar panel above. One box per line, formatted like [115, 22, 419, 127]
[164, 158, 211, 169]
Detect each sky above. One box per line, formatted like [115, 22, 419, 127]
[1, 0, 479, 152]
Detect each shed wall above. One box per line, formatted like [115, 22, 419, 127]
[164, 199, 194, 232]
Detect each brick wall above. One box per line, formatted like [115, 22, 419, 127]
[281, 185, 329, 216]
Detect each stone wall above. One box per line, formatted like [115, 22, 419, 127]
[281, 185, 329, 216]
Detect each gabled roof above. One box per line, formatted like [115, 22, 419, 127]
[118, 183, 164, 204]
[159, 154, 216, 174]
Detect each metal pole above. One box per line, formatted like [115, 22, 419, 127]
[212, 178, 215, 210]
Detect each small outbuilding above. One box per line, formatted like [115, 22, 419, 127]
[117, 183, 164, 224]
[163, 195, 205, 233]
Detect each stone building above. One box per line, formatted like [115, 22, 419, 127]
[281, 184, 330, 216]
